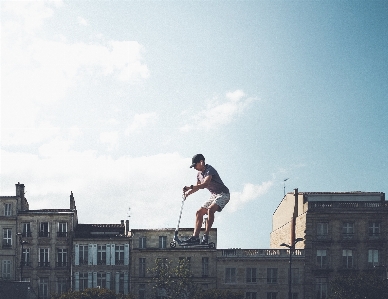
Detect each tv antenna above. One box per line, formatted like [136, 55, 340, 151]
[283, 178, 289, 196]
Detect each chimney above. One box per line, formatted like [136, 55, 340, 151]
[16, 182, 25, 199]
[125, 220, 129, 236]
[70, 191, 76, 210]
[121, 220, 124, 225]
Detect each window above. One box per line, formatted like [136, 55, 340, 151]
[57, 222, 68, 237]
[139, 284, 145, 299]
[267, 268, 278, 284]
[246, 292, 257, 299]
[3, 228, 12, 248]
[342, 249, 353, 268]
[159, 236, 167, 249]
[139, 237, 146, 249]
[117, 272, 125, 294]
[291, 293, 299, 299]
[39, 277, 49, 299]
[368, 249, 379, 267]
[97, 272, 106, 289]
[202, 257, 209, 277]
[225, 268, 236, 283]
[97, 245, 106, 265]
[246, 268, 257, 283]
[317, 223, 328, 239]
[316, 277, 328, 299]
[317, 250, 327, 268]
[39, 248, 50, 267]
[139, 258, 146, 277]
[39, 222, 50, 237]
[57, 277, 68, 294]
[342, 222, 354, 239]
[22, 248, 30, 266]
[57, 248, 68, 267]
[4, 203, 12, 216]
[369, 222, 380, 237]
[79, 245, 88, 265]
[267, 293, 277, 299]
[22, 223, 32, 238]
[2, 260, 11, 279]
[115, 245, 124, 265]
[79, 273, 88, 291]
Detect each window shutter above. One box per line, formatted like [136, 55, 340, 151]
[92, 244, 97, 265]
[124, 244, 129, 265]
[124, 272, 129, 295]
[88, 244, 93, 265]
[106, 244, 111, 265]
[74, 272, 79, 291]
[111, 244, 115, 265]
[88, 272, 93, 288]
[75, 244, 79, 266]
[93, 272, 97, 288]
[106, 272, 111, 290]
[115, 272, 120, 294]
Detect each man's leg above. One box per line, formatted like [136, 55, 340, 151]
[193, 207, 208, 237]
[204, 203, 219, 235]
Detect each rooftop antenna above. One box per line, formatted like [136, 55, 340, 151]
[283, 178, 289, 196]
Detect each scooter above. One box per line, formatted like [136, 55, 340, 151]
[170, 194, 216, 249]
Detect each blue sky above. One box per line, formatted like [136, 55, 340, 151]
[1, 1, 387, 249]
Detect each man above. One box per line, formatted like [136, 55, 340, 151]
[182, 154, 230, 245]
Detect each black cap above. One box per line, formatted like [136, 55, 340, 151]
[190, 154, 205, 168]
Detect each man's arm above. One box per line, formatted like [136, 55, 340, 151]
[184, 175, 212, 197]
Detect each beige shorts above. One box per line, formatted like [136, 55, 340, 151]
[202, 192, 230, 212]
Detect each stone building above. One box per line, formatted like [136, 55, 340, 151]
[271, 190, 388, 299]
[2, 183, 387, 299]
[0, 183, 77, 298]
[72, 221, 131, 294]
[130, 228, 218, 298]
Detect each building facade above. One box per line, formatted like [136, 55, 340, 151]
[2, 183, 388, 299]
[72, 221, 131, 294]
[271, 191, 388, 299]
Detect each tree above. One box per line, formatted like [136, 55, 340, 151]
[148, 257, 198, 299]
[328, 272, 388, 299]
[148, 258, 244, 299]
[51, 288, 135, 299]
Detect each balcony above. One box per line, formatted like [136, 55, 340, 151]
[38, 262, 50, 268]
[2, 242, 12, 249]
[39, 231, 50, 238]
[56, 261, 68, 267]
[57, 232, 68, 238]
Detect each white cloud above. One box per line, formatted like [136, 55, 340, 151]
[228, 180, 274, 212]
[1, 1, 150, 147]
[126, 112, 158, 134]
[77, 16, 88, 26]
[99, 131, 119, 151]
[181, 90, 255, 131]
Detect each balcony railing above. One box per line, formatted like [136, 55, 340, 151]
[38, 262, 50, 268]
[309, 201, 388, 210]
[2, 242, 12, 249]
[39, 231, 50, 238]
[56, 261, 68, 267]
[22, 232, 32, 238]
[57, 232, 68, 238]
[219, 248, 304, 258]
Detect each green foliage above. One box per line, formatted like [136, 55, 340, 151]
[148, 258, 198, 299]
[328, 272, 388, 299]
[148, 258, 244, 299]
[51, 288, 135, 299]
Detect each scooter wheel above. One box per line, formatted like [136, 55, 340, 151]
[170, 241, 176, 248]
[208, 242, 215, 249]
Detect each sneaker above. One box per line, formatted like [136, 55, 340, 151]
[184, 236, 200, 244]
[201, 235, 208, 245]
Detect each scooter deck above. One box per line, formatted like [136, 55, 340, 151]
[170, 240, 216, 249]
